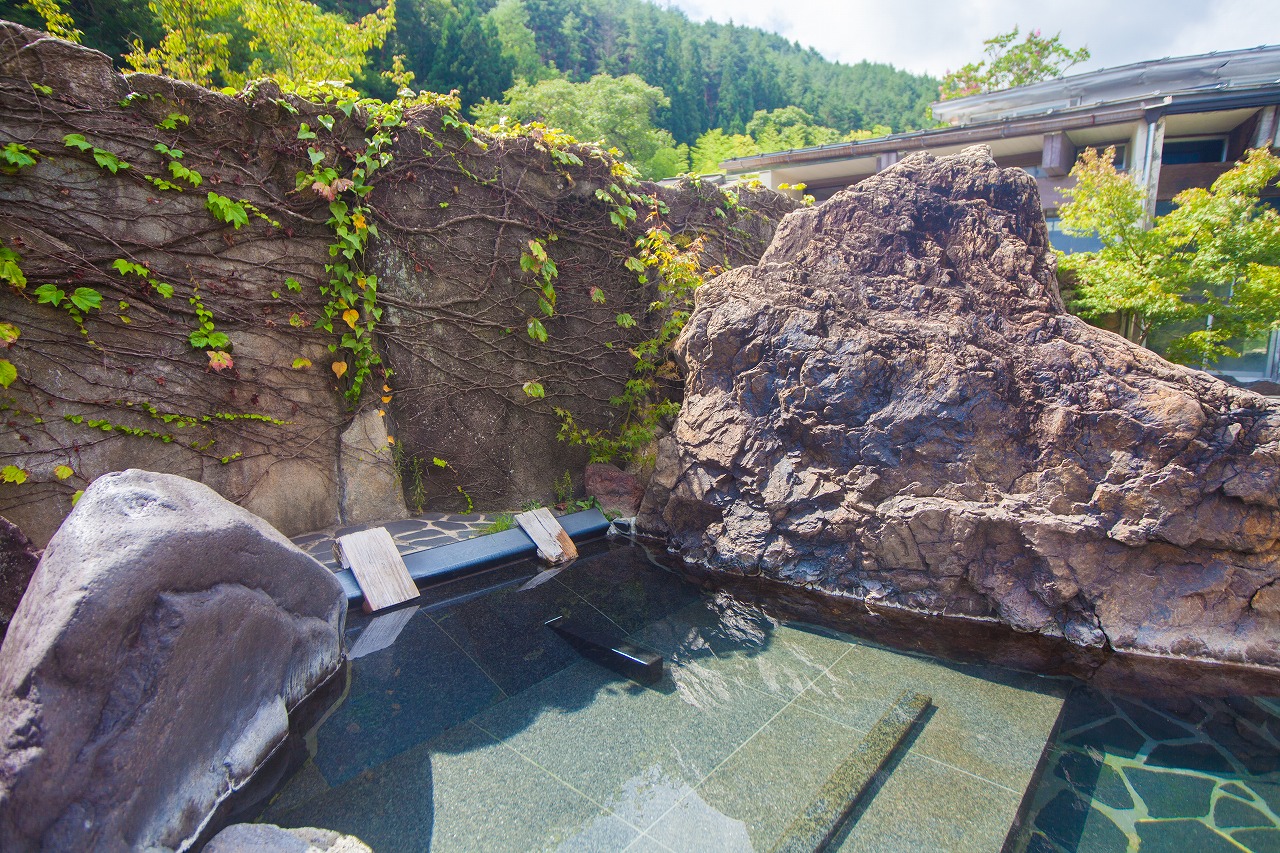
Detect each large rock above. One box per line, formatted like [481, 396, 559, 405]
[585, 462, 645, 517]
[0, 470, 346, 852]
[639, 146, 1280, 670]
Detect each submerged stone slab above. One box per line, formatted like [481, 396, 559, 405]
[771, 691, 930, 853]
[205, 823, 373, 853]
[639, 145, 1280, 672]
[0, 470, 346, 852]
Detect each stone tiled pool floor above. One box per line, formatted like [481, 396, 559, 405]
[257, 541, 1067, 852]
[1016, 688, 1280, 852]
[290, 513, 497, 572]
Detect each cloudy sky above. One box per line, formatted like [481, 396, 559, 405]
[662, 0, 1280, 78]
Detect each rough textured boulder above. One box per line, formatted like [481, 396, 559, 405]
[639, 146, 1280, 670]
[585, 462, 646, 517]
[0, 470, 346, 852]
[0, 517, 37, 640]
[205, 824, 372, 853]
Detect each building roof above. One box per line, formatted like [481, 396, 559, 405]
[722, 44, 1280, 174]
[932, 44, 1280, 126]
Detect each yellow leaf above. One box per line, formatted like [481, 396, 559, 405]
[332, 361, 348, 379]
[54, 464, 74, 480]
[291, 357, 312, 369]
[377, 409, 385, 416]
[381, 395, 392, 403]
[383, 384, 391, 392]
[342, 309, 359, 329]
[386, 435, 395, 445]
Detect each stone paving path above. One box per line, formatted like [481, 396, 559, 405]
[290, 513, 497, 572]
[1016, 687, 1280, 852]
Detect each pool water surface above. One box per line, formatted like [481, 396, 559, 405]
[253, 539, 1279, 852]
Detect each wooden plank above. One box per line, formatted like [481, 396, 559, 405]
[348, 606, 418, 659]
[337, 527, 419, 611]
[514, 507, 578, 564]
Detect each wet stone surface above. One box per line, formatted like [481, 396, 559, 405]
[255, 542, 1066, 852]
[1016, 688, 1280, 852]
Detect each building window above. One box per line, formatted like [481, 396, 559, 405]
[1162, 138, 1226, 165]
[1044, 216, 1103, 254]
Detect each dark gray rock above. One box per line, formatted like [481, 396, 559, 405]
[0, 517, 37, 640]
[639, 145, 1280, 671]
[0, 469, 345, 852]
[205, 823, 372, 853]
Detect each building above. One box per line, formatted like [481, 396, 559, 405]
[722, 45, 1280, 382]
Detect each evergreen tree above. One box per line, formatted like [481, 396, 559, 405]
[429, 0, 513, 106]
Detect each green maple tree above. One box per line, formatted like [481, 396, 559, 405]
[1058, 146, 1280, 366]
[940, 27, 1089, 100]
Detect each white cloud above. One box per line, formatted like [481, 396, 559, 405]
[660, 0, 1280, 78]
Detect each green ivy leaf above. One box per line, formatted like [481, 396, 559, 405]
[71, 489, 84, 505]
[156, 112, 189, 130]
[526, 317, 548, 343]
[206, 192, 248, 229]
[522, 380, 545, 399]
[53, 464, 74, 480]
[0, 247, 26, 289]
[1, 143, 39, 170]
[0, 358, 15, 389]
[33, 283, 65, 306]
[69, 287, 102, 313]
[92, 148, 129, 173]
[63, 133, 92, 152]
[615, 313, 637, 329]
[0, 465, 28, 485]
[318, 114, 334, 131]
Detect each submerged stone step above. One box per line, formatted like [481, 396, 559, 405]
[545, 614, 664, 685]
[769, 691, 932, 853]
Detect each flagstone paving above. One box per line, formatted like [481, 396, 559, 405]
[290, 512, 497, 571]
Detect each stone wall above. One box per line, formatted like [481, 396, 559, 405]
[0, 21, 795, 546]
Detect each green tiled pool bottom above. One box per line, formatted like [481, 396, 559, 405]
[256, 542, 1068, 852]
[1015, 689, 1280, 853]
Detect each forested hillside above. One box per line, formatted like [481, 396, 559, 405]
[0, 0, 937, 145]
